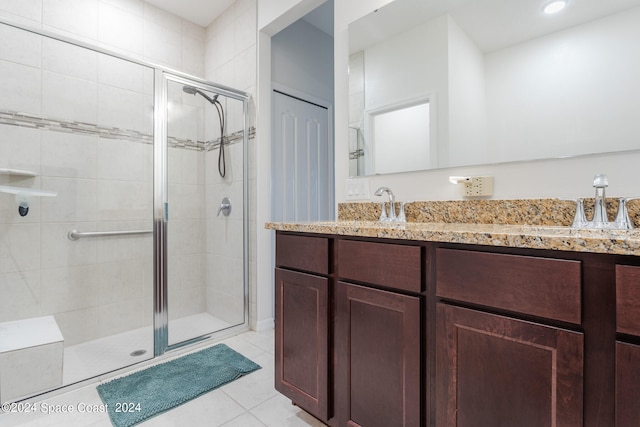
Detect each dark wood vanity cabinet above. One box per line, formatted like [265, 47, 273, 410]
[274, 230, 637, 427]
[274, 234, 331, 422]
[435, 248, 584, 426]
[436, 304, 584, 427]
[615, 265, 640, 426]
[275, 233, 423, 427]
[616, 341, 640, 426]
[335, 281, 421, 427]
[334, 239, 423, 427]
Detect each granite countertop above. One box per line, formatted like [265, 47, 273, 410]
[265, 220, 640, 257]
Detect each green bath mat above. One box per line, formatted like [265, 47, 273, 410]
[97, 344, 261, 427]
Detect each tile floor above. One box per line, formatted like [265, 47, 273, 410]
[1, 329, 326, 427]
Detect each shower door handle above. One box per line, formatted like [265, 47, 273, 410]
[217, 197, 231, 217]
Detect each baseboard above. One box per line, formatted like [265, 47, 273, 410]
[254, 318, 274, 333]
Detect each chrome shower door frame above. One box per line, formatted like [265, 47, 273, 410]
[153, 72, 250, 355]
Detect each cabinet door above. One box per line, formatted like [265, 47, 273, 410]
[616, 341, 640, 426]
[436, 304, 583, 427]
[335, 281, 421, 427]
[275, 268, 330, 420]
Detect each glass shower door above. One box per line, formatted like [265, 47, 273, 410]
[164, 76, 247, 347]
[0, 22, 155, 400]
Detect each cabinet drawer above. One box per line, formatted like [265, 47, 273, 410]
[616, 265, 640, 335]
[276, 233, 329, 275]
[436, 248, 582, 324]
[337, 239, 422, 293]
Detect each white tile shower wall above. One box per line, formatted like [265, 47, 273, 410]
[167, 144, 206, 322]
[0, 0, 205, 77]
[205, 141, 246, 325]
[168, 85, 207, 144]
[205, 0, 256, 92]
[204, 0, 257, 329]
[0, 0, 43, 24]
[166, 81, 207, 324]
[0, 0, 207, 350]
[0, 60, 42, 115]
[0, 126, 41, 178]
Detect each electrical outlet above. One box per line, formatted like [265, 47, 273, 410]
[463, 176, 493, 197]
[345, 178, 370, 200]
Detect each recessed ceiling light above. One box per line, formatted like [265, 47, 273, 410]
[543, 0, 568, 15]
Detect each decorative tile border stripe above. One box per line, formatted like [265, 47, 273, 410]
[0, 110, 255, 151]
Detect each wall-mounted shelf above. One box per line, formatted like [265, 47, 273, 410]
[0, 168, 37, 177]
[0, 185, 57, 197]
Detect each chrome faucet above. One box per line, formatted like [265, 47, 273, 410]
[374, 186, 397, 221]
[591, 173, 609, 227]
[568, 174, 638, 229]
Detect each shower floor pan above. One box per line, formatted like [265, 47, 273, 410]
[62, 312, 232, 386]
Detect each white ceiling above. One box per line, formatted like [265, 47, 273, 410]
[144, 0, 236, 27]
[349, 0, 640, 53]
[144, 0, 335, 34]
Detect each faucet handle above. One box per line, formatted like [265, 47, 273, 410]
[573, 198, 587, 228]
[397, 202, 407, 223]
[378, 202, 388, 222]
[614, 197, 640, 229]
[561, 198, 587, 228]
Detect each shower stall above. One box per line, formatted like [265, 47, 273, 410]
[0, 19, 249, 403]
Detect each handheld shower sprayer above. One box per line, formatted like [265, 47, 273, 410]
[182, 85, 227, 178]
[182, 85, 219, 105]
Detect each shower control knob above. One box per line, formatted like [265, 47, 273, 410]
[217, 197, 231, 217]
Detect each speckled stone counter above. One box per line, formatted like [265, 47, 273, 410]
[338, 199, 640, 226]
[267, 199, 640, 256]
[265, 221, 640, 257]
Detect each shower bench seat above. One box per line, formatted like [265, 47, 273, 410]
[0, 315, 64, 403]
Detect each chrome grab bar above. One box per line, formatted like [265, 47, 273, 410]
[67, 229, 152, 241]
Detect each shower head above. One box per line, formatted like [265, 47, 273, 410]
[182, 85, 198, 95]
[182, 85, 219, 104]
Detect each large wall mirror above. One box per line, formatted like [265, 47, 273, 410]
[348, 0, 640, 176]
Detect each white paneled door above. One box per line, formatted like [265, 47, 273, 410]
[272, 90, 333, 222]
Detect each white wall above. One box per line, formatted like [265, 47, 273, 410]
[360, 14, 489, 170]
[372, 103, 431, 174]
[258, 0, 326, 35]
[485, 7, 640, 163]
[447, 15, 487, 168]
[272, 19, 334, 102]
[363, 17, 448, 167]
[335, 0, 640, 203]
[363, 18, 447, 113]
[255, 0, 335, 331]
